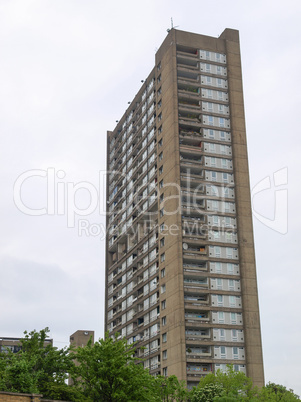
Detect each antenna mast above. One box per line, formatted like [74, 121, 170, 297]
[167, 18, 179, 32]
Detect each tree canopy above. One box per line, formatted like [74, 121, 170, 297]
[0, 328, 299, 402]
[0, 327, 79, 400]
[190, 364, 255, 401]
[189, 366, 300, 401]
[70, 334, 157, 401]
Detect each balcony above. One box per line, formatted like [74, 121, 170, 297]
[177, 46, 198, 57]
[179, 130, 202, 146]
[185, 329, 210, 341]
[184, 277, 209, 290]
[183, 262, 207, 273]
[180, 154, 203, 166]
[183, 252, 207, 263]
[184, 294, 209, 307]
[181, 184, 205, 197]
[185, 312, 209, 324]
[180, 141, 203, 153]
[186, 364, 212, 378]
[186, 347, 212, 358]
[178, 100, 200, 113]
[177, 57, 199, 70]
[150, 362, 161, 371]
[178, 82, 200, 96]
[177, 69, 199, 83]
[180, 172, 204, 186]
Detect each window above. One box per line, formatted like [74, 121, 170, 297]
[160, 253, 165, 262]
[161, 300, 166, 310]
[158, 100, 162, 108]
[160, 223, 165, 232]
[209, 143, 215, 152]
[159, 151, 163, 161]
[162, 333, 167, 342]
[208, 116, 213, 126]
[209, 129, 214, 138]
[162, 367, 168, 376]
[158, 137, 163, 146]
[208, 89, 213, 99]
[220, 131, 225, 140]
[212, 171, 217, 182]
[215, 262, 222, 273]
[158, 112, 162, 121]
[227, 263, 234, 274]
[217, 295, 223, 306]
[213, 231, 220, 239]
[163, 350, 167, 359]
[212, 215, 219, 226]
[226, 232, 232, 242]
[220, 346, 226, 358]
[205, 63, 211, 72]
[160, 193, 164, 203]
[231, 312, 237, 324]
[225, 202, 231, 213]
[211, 157, 216, 166]
[219, 118, 225, 127]
[223, 187, 230, 199]
[157, 62, 161, 71]
[229, 295, 236, 307]
[161, 284, 166, 294]
[211, 185, 218, 197]
[206, 76, 212, 85]
[161, 268, 166, 278]
[217, 278, 222, 290]
[218, 311, 224, 323]
[160, 237, 165, 247]
[149, 249, 157, 262]
[162, 316, 167, 326]
[159, 179, 164, 188]
[157, 74, 161, 83]
[227, 248, 233, 259]
[159, 166, 163, 175]
[160, 208, 164, 218]
[215, 246, 221, 257]
[220, 329, 225, 339]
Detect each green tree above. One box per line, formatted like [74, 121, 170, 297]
[190, 365, 256, 401]
[190, 383, 224, 401]
[0, 328, 79, 401]
[256, 382, 300, 401]
[70, 333, 158, 401]
[154, 375, 189, 401]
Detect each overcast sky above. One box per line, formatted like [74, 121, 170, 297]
[0, 0, 300, 394]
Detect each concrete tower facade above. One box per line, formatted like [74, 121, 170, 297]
[105, 28, 264, 388]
